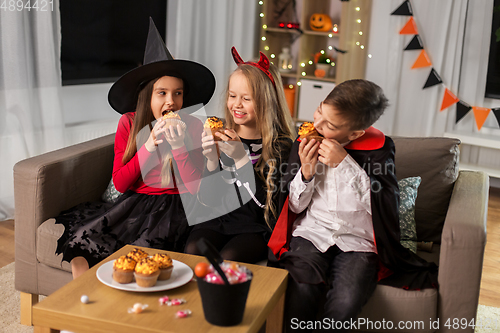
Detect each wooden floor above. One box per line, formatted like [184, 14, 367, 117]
[1, 188, 500, 307]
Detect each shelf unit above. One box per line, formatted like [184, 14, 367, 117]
[257, 0, 372, 123]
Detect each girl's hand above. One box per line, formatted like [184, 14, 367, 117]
[216, 129, 249, 166]
[298, 138, 320, 181]
[318, 139, 347, 168]
[201, 129, 219, 162]
[164, 124, 186, 150]
[145, 119, 166, 152]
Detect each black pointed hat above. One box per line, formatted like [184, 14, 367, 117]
[108, 18, 216, 114]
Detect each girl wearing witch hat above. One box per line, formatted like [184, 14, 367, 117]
[184, 47, 294, 264]
[55, 18, 216, 278]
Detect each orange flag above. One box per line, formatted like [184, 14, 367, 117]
[472, 107, 491, 130]
[399, 17, 418, 35]
[411, 50, 432, 69]
[440, 88, 459, 111]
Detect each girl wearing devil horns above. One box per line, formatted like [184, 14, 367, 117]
[184, 47, 294, 263]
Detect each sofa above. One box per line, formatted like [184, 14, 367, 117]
[14, 133, 488, 332]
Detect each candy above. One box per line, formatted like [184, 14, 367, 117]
[201, 262, 253, 285]
[128, 303, 148, 314]
[176, 309, 192, 318]
[159, 296, 170, 305]
[80, 295, 89, 304]
[168, 298, 186, 306]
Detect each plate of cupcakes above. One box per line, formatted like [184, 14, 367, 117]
[96, 248, 193, 292]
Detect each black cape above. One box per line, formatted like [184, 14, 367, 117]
[268, 128, 438, 290]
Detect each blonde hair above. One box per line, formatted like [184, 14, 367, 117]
[122, 77, 192, 188]
[224, 63, 294, 227]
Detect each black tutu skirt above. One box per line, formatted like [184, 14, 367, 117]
[55, 191, 190, 268]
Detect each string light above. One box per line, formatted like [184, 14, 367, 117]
[328, 46, 333, 50]
[368, 54, 372, 58]
[356, 41, 360, 46]
[259, 0, 263, 4]
[355, 7, 360, 11]
[261, 36, 266, 41]
[308, 60, 313, 65]
[297, 81, 302, 86]
[359, 31, 363, 36]
[328, 33, 333, 38]
[270, 53, 275, 58]
[263, 24, 267, 29]
[301, 63, 306, 67]
[260, 13, 264, 17]
[264, 46, 269, 50]
[301, 72, 306, 76]
[289, 84, 294, 89]
[360, 45, 364, 49]
[357, 19, 361, 23]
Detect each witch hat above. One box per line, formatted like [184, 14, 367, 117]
[108, 18, 216, 114]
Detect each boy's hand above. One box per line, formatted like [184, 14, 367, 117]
[298, 138, 320, 181]
[318, 139, 348, 168]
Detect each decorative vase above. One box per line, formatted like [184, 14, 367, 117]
[314, 63, 330, 78]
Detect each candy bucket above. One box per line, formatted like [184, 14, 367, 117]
[197, 274, 252, 326]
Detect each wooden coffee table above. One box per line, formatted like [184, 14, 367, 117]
[33, 245, 288, 333]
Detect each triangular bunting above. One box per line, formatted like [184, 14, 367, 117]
[399, 17, 418, 35]
[411, 50, 432, 69]
[423, 68, 442, 89]
[456, 101, 472, 123]
[440, 88, 459, 111]
[391, 1, 413, 16]
[492, 108, 500, 127]
[404, 35, 424, 50]
[472, 106, 491, 131]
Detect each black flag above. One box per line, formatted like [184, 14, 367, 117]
[391, 1, 413, 16]
[405, 35, 424, 50]
[456, 101, 472, 123]
[423, 68, 443, 89]
[492, 108, 500, 127]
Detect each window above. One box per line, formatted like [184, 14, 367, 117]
[485, 0, 500, 99]
[60, 0, 167, 85]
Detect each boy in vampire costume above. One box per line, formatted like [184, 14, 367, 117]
[267, 80, 438, 332]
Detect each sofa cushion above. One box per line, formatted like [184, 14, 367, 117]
[392, 137, 460, 243]
[398, 177, 421, 253]
[355, 285, 438, 333]
[36, 219, 72, 273]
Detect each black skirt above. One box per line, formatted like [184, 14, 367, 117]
[55, 191, 190, 268]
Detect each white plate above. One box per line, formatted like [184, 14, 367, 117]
[96, 259, 193, 292]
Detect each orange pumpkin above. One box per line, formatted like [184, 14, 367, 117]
[309, 13, 333, 32]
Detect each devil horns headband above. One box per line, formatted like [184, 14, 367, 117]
[231, 46, 276, 87]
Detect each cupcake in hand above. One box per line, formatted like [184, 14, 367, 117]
[298, 122, 324, 143]
[162, 111, 187, 131]
[113, 255, 137, 284]
[152, 253, 174, 280]
[134, 258, 160, 288]
[204, 116, 225, 141]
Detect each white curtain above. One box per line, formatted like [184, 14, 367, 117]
[166, 0, 257, 117]
[366, 0, 500, 175]
[365, 0, 470, 137]
[0, 5, 65, 220]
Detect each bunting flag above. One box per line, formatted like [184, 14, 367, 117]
[440, 88, 459, 111]
[399, 17, 418, 35]
[391, 1, 413, 16]
[492, 108, 500, 127]
[456, 101, 472, 123]
[411, 50, 431, 69]
[404, 35, 423, 50]
[393, 1, 499, 130]
[423, 68, 442, 89]
[472, 107, 491, 131]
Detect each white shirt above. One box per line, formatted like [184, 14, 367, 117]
[289, 154, 376, 254]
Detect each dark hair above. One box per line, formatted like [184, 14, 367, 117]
[323, 79, 389, 130]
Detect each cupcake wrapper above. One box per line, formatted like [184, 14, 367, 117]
[158, 266, 174, 280]
[113, 268, 134, 284]
[134, 271, 161, 288]
[164, 119, 187, 131]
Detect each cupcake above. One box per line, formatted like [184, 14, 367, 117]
[112, 255, 137, 284]
[162, 111, 187, 131]
[204, 116, 225, 141]
[134, 258, 160, 287]
[152, 253, 174, 280]
[126, 248, 149, 262]
[298, 122, 324, 143]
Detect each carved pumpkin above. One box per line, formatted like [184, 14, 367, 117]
[309, 13, 333, 32]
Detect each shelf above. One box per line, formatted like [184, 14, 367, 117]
[300, 75, 336, 83]
[265, 27, 301, 35]
[302, 30, 339, 37]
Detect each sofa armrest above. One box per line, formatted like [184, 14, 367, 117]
[437, 170, 488, 333]
[14, 134, 115, 294]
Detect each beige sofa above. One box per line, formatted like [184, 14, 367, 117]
[14, 134, 488, 332]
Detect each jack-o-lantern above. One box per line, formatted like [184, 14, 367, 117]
[309, 13, 333, 32]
